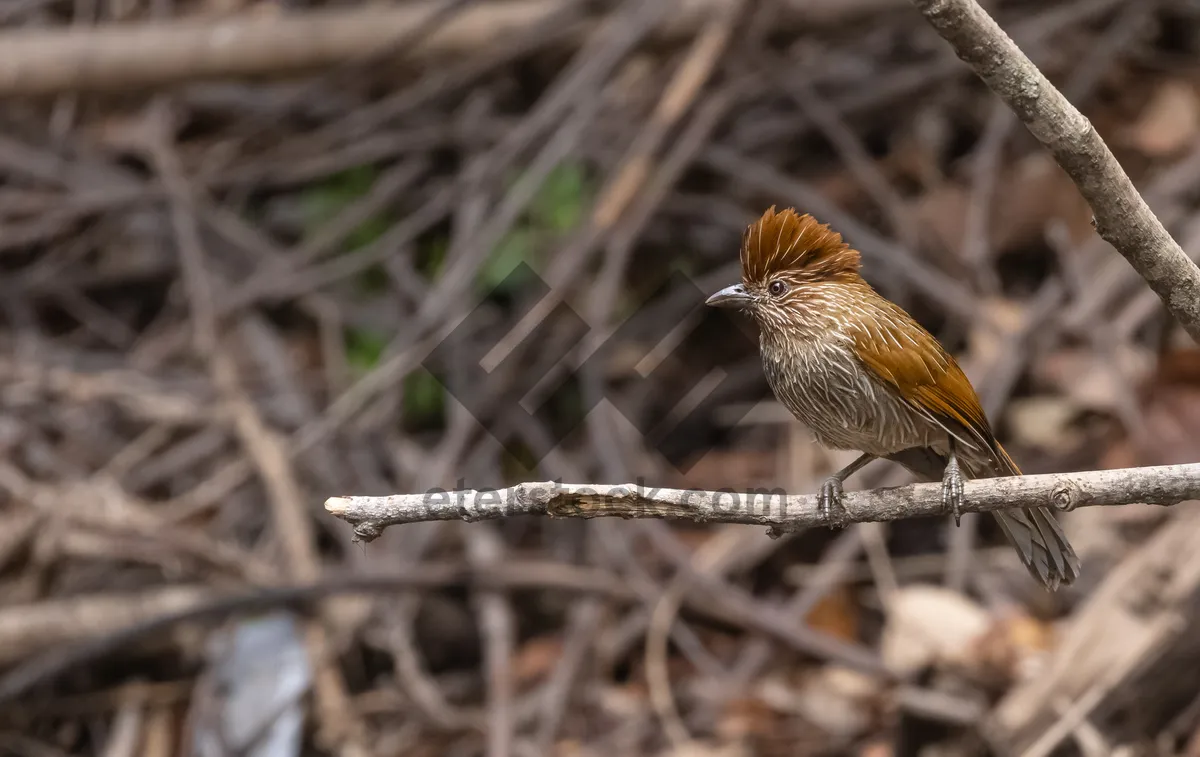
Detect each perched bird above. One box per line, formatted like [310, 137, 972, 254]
[705, 206, 1079, 590]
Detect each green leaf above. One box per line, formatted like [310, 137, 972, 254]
[477, 228, 537, 294]
[403, 368, 445, 427]
[299, 165, 386, 251]
[344, 327, 388, 374]
[419, 235, 450, 279]
[470, 162, 592, 295]
[531, 163, 588, 232]
[346, 214, 391, 251]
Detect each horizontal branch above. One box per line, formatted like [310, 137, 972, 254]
[0, 0, 901, 96]
[325, 463, 1200, 542]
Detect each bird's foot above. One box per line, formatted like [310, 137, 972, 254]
[819, 476, 849, 529]
[942, 456, 964, 526]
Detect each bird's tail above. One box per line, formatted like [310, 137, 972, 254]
[886, 443, 1080, 591]
[989, 442, 1080, 591]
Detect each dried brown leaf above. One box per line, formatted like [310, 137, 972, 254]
[718, 696, 783, 743]
[803, 584, 859, 642]
[969, 612, 1055, 682]
[914, 154, 1092, 260]
[513, 634, 564, 686]
[881, 585, 990, 675]
[1032, 345, 1154, 415]
[857, 741, 894, 757]
[1101, 347, 1200, 467]
[1007, 396, 1084, 454]
[961, 296, 1025, 378]
[1124, 79, 1200, 158]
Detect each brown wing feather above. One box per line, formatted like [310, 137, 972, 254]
[850, 295, 1080, 589]
[849, 296, 995, 457]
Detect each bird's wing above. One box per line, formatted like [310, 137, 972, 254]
[848, 297, 999, 463]
[850, 296, 1079, 588]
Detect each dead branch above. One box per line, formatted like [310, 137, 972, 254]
[324, 463, 1200, 542]
[907, 0, 1200, 342]
[0, 4, 568, 96]
[0, 586, 211, 666]
[0, 0, 903, 97]
[0, 568, 633, 705]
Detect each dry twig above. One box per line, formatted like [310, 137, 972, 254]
[325, 463, 1200, 541]
[0, 567, 632, 705]
[0, 0, 904, 96]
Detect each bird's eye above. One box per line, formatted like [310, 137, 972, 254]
[768, 280, 788, 297]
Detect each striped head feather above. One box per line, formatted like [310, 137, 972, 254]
[740, 206, 860, 288]
[708, 206, 865, 340]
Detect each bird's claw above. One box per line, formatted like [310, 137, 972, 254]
[942, 457, 964, 526]
[819, 476, 849, 529]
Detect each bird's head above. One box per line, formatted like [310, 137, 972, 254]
[705, 206, 862, 336]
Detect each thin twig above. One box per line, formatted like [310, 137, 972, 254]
[325, 463, 1200, 541]
[645, 526, 746, 747]
[465, 526, 516, 757]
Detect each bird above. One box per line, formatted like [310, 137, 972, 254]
[704, 206, 1079, 591]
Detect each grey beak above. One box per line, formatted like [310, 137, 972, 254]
[705, 283, 752, 309]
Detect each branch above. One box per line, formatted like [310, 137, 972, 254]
[0, 0, 902, 97]
[324, 463, 1200, 542]
[908, 0, 1200, 343]
[0, 5, 531, 96]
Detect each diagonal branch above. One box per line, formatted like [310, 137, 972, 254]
[325, 463, 1200, 542]
[907, 0, 1200, 342]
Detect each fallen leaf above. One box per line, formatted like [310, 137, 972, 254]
[913, 154, 1092, 264]
[1006, 396, 1084, 454]
[1155, 346, 1200, 384]
[1032, 345, 1155, 415]
[912, 182, 968, 263]
[961, 297, 1026, 380]
[657, 741, 750, 757]
[1125, 79, 1200, 157]
[970, 612, 1055, 682]
[858, 741, 894, 757]
[1099, 347, 1200, 467]
[804, 585, 860, 641]
[513, 635, 564, 686]
[880, 585, 990, 675]
[1128, 384, 1200, 465]
[756, 666, 877, 740]
[597, 682, 648, 719]
[553, 740, 588, 757]
[789, 680, 871, 740]
[718, 696, 781, 743]
[993, 154, 1093, 249]
[610, 54, 658, 111]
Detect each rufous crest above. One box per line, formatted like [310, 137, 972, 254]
[740, 206, 859, 284]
